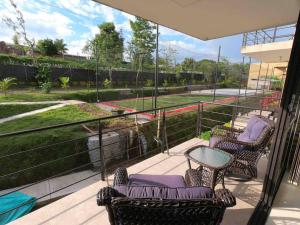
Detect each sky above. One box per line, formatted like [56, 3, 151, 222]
[0, 0, 247, 63]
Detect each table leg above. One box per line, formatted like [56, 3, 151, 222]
[221, 172, 226, 189]
[211, 170, 218, 190]
[187, 159, 191, 169]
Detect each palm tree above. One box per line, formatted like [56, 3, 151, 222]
[59, 76, 70, 89]
[54, 39, 68, 55]
[0, 77, 17, 96]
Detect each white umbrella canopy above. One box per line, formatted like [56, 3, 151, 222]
[94, 0, 300, 40]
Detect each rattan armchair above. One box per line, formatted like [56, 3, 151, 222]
[97, 167, 236, 225]
[210, 116, 275, 179]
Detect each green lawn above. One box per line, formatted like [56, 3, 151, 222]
[0, 86, 187, 103]
[0, 104, 115, 189]
[114, 94, 226, 111]
[0, 104, 111, 133]
[0, 104, 55, 119]
[0, 90, 98, 102]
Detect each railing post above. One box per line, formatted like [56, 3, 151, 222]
[196, 102, 203, 136]
[162, 108, 169, 154]
[273, 27, 278, 42]
[242, 33, 246, 46]
[255, 30, 258, 44]
[231, 106, 236, 128]
[98, 120, 105, 181]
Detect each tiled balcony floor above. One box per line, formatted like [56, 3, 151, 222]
[9, 137, 268, 225]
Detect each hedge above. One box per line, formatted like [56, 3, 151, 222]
[0, 54, 95, 69]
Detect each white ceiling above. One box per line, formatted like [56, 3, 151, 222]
[94, 0, 300, 40]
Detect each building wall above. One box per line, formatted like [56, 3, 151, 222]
[247, 62, 288, 89]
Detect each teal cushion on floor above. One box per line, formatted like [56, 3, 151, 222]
[0, 192, 36, 225]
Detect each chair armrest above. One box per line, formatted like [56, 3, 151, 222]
[215, 189, 236, 207]
[97, 187, 118, 206]
[113, 167, 128, 186]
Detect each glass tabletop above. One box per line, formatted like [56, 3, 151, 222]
[187, 146, 233, 169]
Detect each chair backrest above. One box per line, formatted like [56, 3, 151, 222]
[109, 198, 225, 225]
[248, 116, 275, 149]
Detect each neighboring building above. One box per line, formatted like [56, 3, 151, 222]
[241, 25, 295, 90]
[0, 41, 25, 55]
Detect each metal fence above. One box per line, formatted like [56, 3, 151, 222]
[242, 24, 295, 47]
[0, 97, 278, 219]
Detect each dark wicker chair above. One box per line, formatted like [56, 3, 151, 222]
[97, 167, 236, 225]
[209, 115, 275, 179]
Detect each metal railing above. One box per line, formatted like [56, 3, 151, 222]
[0, 96, 278, 218]
[242, 24, 296, 47]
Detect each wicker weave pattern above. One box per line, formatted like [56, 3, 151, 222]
[97, 168, 236, 225]
[111, 199, 225, 225]
[211, 116, 275, 179]
[185, 168, 224, 188]
[113, 167, 128, 186]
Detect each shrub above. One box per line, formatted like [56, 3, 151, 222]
[163, 79, 169, 87]
[0, 77, 17, 96]
[103, 79, 112, 89]
[145, 79, 153, 87]
[35, 64, 51, 85]
[180, 78, 187, 86]
[59, 76, 70, 89]
[200, 131, 211, 140]
[40, 81, 52, 94]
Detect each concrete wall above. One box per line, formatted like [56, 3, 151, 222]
[247, 62, 288, 89]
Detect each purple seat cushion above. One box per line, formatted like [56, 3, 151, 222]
[237, 116, 268, 143]
[114, 185, 213, 200]
[128, 174, 186, 188]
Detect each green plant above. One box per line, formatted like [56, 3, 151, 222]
[270, 76, 283, 90]
[145, 79, 153, 87]
[200, 131, 211, 141]
[35, 64, 51, 85]
[36, 39, 58, 56]
[59, 76, 70, 89]
[103, 79, 112, 89]
[180, 78, 187, 86]
[0, 77, 17, 96]
[162, 79, 169, 87]
[40, 81, 52, 94]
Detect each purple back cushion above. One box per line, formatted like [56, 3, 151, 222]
[114, 185, 213, 200]
[128, 174, 186, 188]
[237, 116, 268, 142]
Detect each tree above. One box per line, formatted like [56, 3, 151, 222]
[196, 59, 216, 83]
[12, 33, 20, 45]
[90, 22, 124, 82]
[181, 58, 196, 72]
[54, 39, 68, 55]
[0, 77, 17, 96]
[2, 0, 35, 56]
[129, 17, 156, 70]
[59, 76, 70, 89]
[36, 39, 58, 56]
[160, 44, 177, 73]
[12, 33, 24, 54]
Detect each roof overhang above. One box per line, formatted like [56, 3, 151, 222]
[241, 40, 293, 63]
[94, 0, 300, 40]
